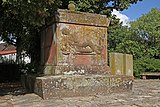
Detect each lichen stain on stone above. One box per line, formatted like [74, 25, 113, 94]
[56, 9, 110, 27]
[59, 24, 106, 55]
[57, 23, 108, 66]
[41, 9, 110, 75]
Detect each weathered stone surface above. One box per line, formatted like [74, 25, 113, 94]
[57, 23, 108, 65]
[34, 10, 133, 100]
[2, 80, 160, 107]
[22, 75, 134, 99]
[41, 65, 110, 75]
[41, 9, 110, 75]
[109, 53, 133, 76]
[53, 9, 110, 27]
[21, 75, 36, 92]
[41, 25, 56, 66]
[110, 53, 124, 75]
[0, 102, 13, 107]
[123, 54, 133, 76]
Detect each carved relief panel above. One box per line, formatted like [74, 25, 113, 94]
[41, 9, 110, 75]
[56, 23, 108, 66]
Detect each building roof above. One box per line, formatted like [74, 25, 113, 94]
[0, 43, 16, 55]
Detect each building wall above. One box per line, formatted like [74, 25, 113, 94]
[0, 53, 31, 64]
[0, 53, 16, 63]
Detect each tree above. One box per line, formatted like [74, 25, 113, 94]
[108, 8, 160, 77]
[130, 8, 160, 58]
[72, 0, 143, 15]
[131, 8, 160, 77]
[108, 19, 145, 59]
[0, 0, 142, 72]
[0, 0, 62, 64]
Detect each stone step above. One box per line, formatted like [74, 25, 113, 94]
[21, 74, 134, 99]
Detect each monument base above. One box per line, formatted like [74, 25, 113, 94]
[41, 65, 111, 75]
[21, 74, 134, 99]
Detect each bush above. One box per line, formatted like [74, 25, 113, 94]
[134, 57, 160, 78]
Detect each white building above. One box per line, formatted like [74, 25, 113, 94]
[0, 43, 30, 64]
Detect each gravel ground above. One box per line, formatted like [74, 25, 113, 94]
[0, 79, 160, 107]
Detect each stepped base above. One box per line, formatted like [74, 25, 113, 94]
[21, 75, 134, 99]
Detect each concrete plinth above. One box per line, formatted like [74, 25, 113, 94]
[21, 75, 134, 99]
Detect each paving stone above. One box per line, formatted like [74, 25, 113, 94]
[0, 80, 160, 107]
[0, 102, 13, 107]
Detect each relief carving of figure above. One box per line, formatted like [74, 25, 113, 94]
[60, 27, 104, 55]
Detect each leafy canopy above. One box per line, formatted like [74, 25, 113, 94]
[108, 8, 160, 77]
[0, 0, 142, 43]
[130, 8, 160, 58]
[0, 0, 142, 71]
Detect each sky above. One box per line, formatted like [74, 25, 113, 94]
[112, 0, 160, 26]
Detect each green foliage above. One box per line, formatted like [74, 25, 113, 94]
[131, 8, 160, 77]
[133, 59, 143, 78]
[130, 8, 160, 58]
[108, 8, 160, 77]
[61, 0, 142, 15]
[20, 63, 38, 74]
[0, 0, 142, 73]
[134, 58, 160, 78]
[144, 58, 160, 72]
[0, 0, 60, 68]
[115, 40, 145, 58]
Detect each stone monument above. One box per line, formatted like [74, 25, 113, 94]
[41, 9, 110, 75]
[22, 8, 134, 99]
[110, 53, 133, 76]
